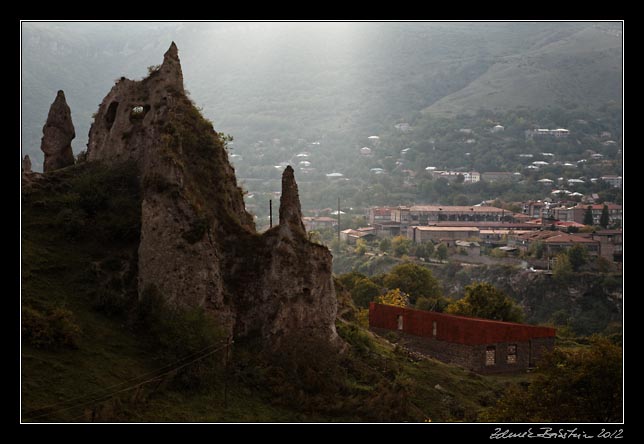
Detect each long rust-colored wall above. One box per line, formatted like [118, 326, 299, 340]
[369, 303, 555, 346]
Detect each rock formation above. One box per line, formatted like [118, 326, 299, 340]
[41, 90, 75, 172]
[85, 43, 339, 348]
[22, 155, 32, 173]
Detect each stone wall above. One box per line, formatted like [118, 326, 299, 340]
[373, 327, 554, 373]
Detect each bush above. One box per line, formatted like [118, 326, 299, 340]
[134, 285, 225, 390]
[446, 282, 524, 322]
[383, 262, 441, 304]
[22, 306, 81, 349]
[337, 322, 375, 355]
[93, 288, 133, 317]
[350, 278, 381, 308]
[415, 296, 450, 313]
[22, 307, 50, 348]
[54, 207, 88, 238]
[482, 337, 622, 422]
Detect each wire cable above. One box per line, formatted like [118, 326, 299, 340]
[23, 340, 225, 418]
[24, 342, 229, 422]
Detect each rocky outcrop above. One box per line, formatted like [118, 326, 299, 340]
[227, 166, 339, 345]
[85, 43, 339, 348]
[22, 155, 32, 173]
[41, 90, 75, 172]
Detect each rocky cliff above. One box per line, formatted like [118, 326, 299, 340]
[40, 90, 75, 172]
[85, 43, 338, 347]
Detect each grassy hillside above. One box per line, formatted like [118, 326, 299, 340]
[21, 163, 529, 422]
[424, 24, 622, 116]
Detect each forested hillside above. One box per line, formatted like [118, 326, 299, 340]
[22, 22, 622, 174]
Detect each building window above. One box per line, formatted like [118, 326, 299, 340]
[397, 315, 403, 331]
[507, 344, 517, 364]
[485, 346, 496, 366]
[432, 321, 437, 337]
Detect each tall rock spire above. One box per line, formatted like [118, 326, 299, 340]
[159, 41, 184, 94]
[22, 155, 32, 173]
[279, 166, 306, 235]
[40, 90, 75, 172]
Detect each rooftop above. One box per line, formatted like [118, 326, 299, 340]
[409, 205, 507, 213]
[412, 226, 480, 232]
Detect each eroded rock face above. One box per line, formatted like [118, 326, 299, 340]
[41, 90, 75, 172]
[227, 166, 339, 346]
[85, 43, 339, 348]
[86, 43, 184, 165]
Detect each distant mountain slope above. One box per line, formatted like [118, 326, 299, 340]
[21, 22, 622, 172]
[424, 23, 622, 116]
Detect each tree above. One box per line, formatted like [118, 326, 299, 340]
[452, 194, 469, 206]
[446, 282, 523, 322]
[529, 241, 544, 259]
[413, 242, 434, 259]
[391, 235, 412, 257]
[351, 278, 382, 308]
[336, 271, 368, 292]
[436, 243, 448, 261]
[599, 204, 610, 228]
[383, 262, 441, 304]
[567, 244, 588, 271]
[583, 205, 594, 226]
[355, 238, 367, 256]
[415, 296, 450, 313]
[376, 288, 409, 307]
[481, 337, 622, 422]
[379, 237, 391, 253]
[552, 252, 573, 282]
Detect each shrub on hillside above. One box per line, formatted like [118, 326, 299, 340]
[22, 306, 81, 349]
[134, 285, 225, 390]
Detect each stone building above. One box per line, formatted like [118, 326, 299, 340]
[369, 303, 555, 374]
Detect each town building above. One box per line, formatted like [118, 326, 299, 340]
[408, 226, 480, 244]
[600, 175, 623, 188]
[591, 229, 623, 262]
[369, 303, 555, 373]
[481, 172, 517, 183]
[393, 205, 512, 228]
[340, 228, 377, 245]
[367, 207, 396, 225]
[528, 128, 570, 138]
[430, 170, 480, 183]
[510, 231, 600, 257]
[302, 216, 337, 231]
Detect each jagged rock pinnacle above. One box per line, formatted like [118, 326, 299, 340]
[22, 155, 32, 173]
[40, 90, 75, 172]
[164, 41, 179, 61]
[279, 165, 306, 235]
[159, 41, 184, 94]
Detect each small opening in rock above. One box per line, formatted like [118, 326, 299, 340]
[129, 104, 150, 123]
[104, 101, 119, 130]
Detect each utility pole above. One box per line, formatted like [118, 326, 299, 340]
[269, 199, 273, 228]
[337, 197, 341, 242]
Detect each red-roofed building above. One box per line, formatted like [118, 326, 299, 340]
[510, 230, 600, 257]
[367, 207, 396, 225]
[542, 232, 600, 257]
[369, 303, 555, 373]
